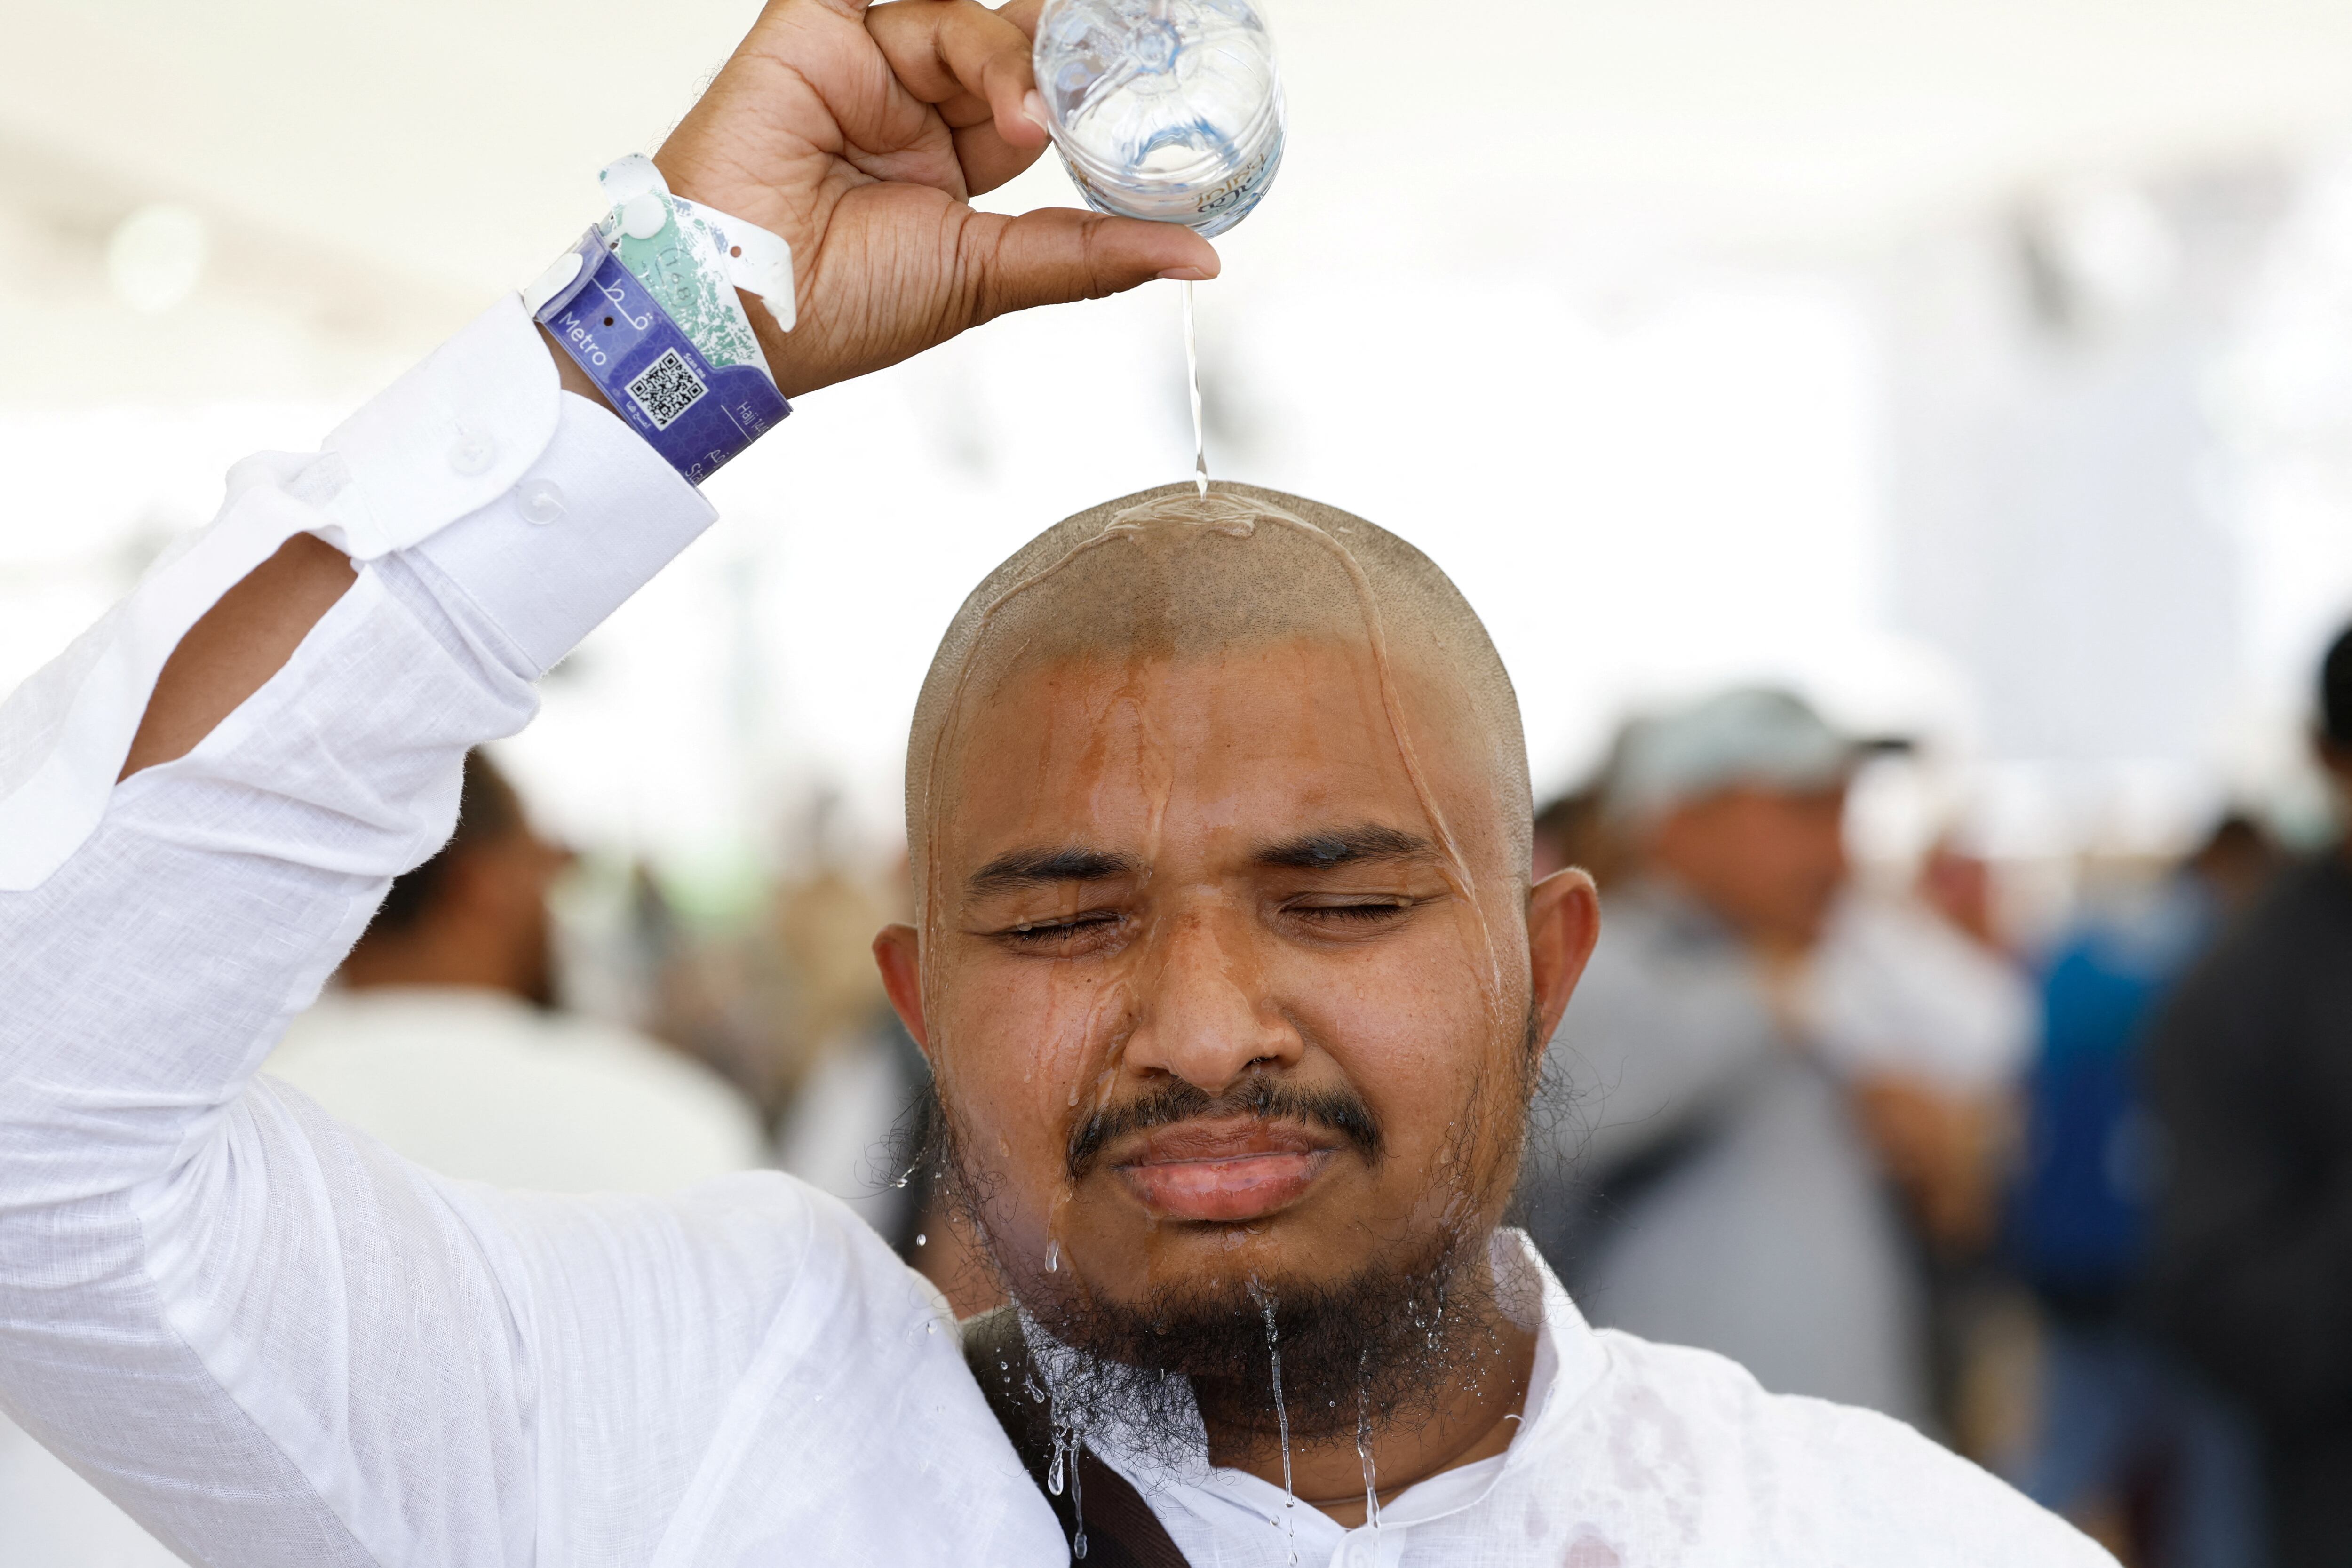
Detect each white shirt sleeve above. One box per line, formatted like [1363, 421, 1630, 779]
[0, 300, 1063, 1567]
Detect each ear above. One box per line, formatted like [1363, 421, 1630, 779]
[873, 923, 931, 1057]
[1526, 868, 1601, 1053]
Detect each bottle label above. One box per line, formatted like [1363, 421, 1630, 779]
[1193, 146, 1273, 219]
[1058, 133, 1283, 238]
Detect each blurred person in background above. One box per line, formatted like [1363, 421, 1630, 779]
[2000, 812, 2279, 1568]
[2149, 623, 2352, 1568]
[265, 748, 766, 1192]
[1529, 687, 2032, 1430]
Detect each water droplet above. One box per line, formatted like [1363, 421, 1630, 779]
[1046, 1239, 1061, 1273]
[1247, 1277, 1296, 1560]
[1069, 1432, 1089, 1559]
[1183, 279, 1208, 497]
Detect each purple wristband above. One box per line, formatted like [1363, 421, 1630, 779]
[534, 230, 790, 484]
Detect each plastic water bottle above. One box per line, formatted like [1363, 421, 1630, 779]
[1032, 0, 1285, 239]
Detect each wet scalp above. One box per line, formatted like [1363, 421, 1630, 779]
[904, 481, 1534, 916]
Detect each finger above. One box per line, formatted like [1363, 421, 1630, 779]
[954, 120, 1042, 197]
[958, 207, 1220, 326]
[868, 0, 1049, 154]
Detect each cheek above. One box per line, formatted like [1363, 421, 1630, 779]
[930, 952, 1135, 1191]
[1298, 922, 1510, 1162]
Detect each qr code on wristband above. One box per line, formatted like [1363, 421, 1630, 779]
[626, 349, 707, 430]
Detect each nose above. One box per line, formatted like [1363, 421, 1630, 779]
[1119, 900, 1299, 1096]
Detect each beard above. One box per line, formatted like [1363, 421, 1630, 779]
[908, 1006, 1546, 1473]
[1003, 1195, 1522, 1477]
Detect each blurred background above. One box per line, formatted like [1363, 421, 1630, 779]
[9, 2, 2352, 1565]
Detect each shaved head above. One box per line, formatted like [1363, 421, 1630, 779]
[905, 482, 1534, 919]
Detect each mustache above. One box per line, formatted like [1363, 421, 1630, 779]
[1066, 1074, 1383, 1179]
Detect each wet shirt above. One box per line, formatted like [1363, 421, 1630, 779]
[1099, 1233, 2107, 1568]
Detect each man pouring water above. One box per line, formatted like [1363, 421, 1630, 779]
[0, 1, 2107, 1562]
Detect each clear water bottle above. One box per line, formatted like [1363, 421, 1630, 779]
[1032, 0, 1285, 239]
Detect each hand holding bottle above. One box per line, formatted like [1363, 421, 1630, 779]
[655, 0, 1222, 399]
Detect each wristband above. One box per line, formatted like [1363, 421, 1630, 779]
[524, 159, 795, 484]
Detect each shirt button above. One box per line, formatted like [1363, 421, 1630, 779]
[519, 480, 566, 526]
[450, 427, 496, 477]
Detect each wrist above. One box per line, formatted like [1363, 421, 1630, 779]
[650, 152, 806, 395]
[527, 159, 794, 484]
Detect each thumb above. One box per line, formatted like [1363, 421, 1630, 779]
[959, 207, 1219, 324]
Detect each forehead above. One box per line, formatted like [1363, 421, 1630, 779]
[935, 637, 1475, 864]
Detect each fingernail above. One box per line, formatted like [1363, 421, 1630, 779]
[1156, 267, 1211, 281]
[1022, 89, 1050, 133]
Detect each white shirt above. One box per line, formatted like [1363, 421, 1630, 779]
[267, 987, 766, 1194]
[6, 983, 770, 1568]
[0, 300, 2108, 1566]
[0, 299, 1065, 1568]
[1110, 1233, 2107, 1568]
[0, 1410, 187, 1568]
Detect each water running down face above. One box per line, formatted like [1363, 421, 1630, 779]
[874, 484, 1600, 1461]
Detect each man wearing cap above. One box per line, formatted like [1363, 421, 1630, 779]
[2149, 623, 2352, 1568]
[1531, 688, 2030, 1428]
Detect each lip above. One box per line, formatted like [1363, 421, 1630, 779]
[1109, 1117, 1340, 1223]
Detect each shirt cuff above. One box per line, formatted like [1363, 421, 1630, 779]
[316, 295, 567, 560]
[410, 387, 715, 677]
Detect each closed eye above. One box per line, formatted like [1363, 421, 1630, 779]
[1287, 897, 1422, 928]
[991, 911, 1126, 953]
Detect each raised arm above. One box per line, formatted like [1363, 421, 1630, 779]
[112, 0, 1216, 788]
[0, 4, 1209, 1562]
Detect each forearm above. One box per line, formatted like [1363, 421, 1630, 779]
[118, 534, 355, 779]
[116, 330, 602, 784]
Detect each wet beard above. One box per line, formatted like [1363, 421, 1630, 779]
[916, 1006, 1548, 1473]
[1008, 1216, 1522, 1477]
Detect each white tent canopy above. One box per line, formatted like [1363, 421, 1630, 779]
[8, 0, 2352, 879]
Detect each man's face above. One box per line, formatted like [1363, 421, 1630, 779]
[878, 635, 1593, 1350]
[1647, 782, 1850, 950]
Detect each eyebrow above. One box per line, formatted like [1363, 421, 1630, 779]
[966, 846, 1143, 894]
[1252, 823, 1436, 870]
